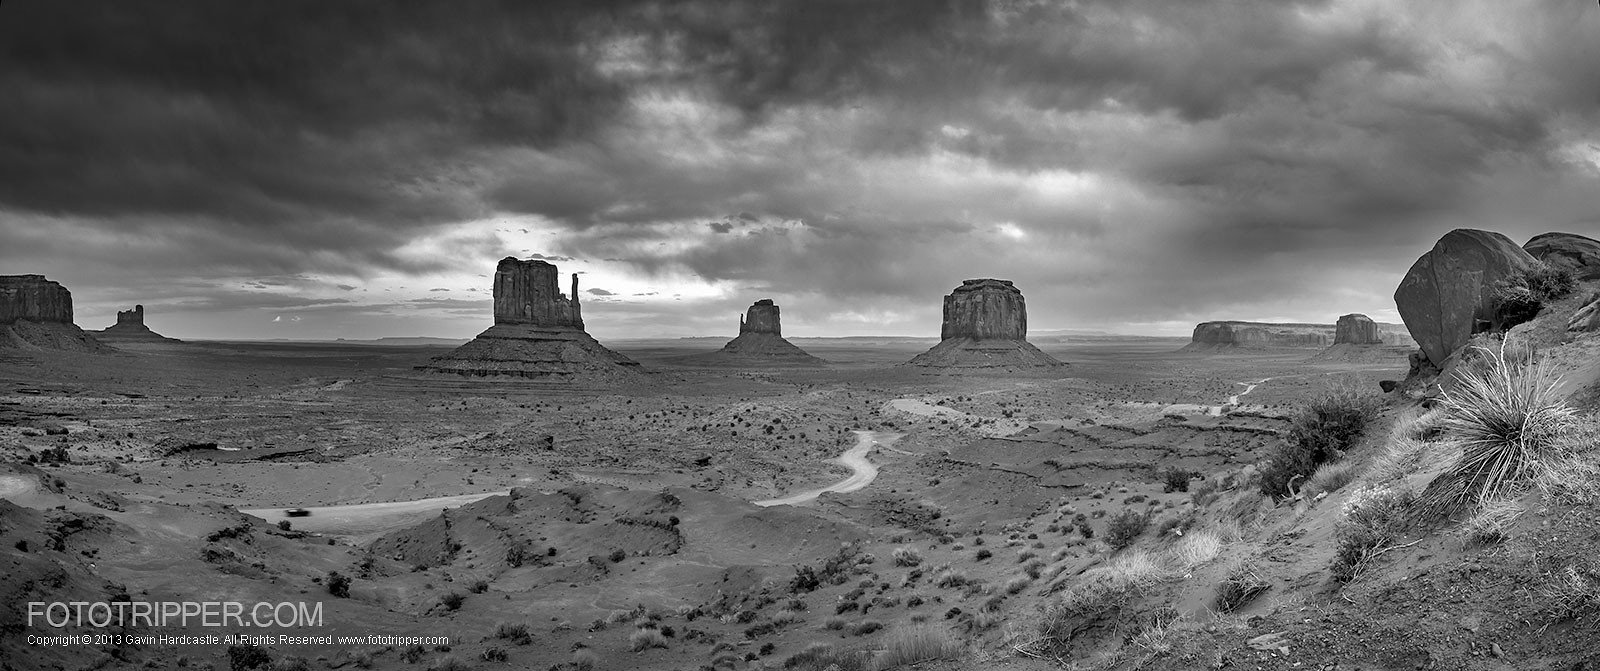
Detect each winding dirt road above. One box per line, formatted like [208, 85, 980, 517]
[753, 430, 900, 507]
[239, 491, 506, 535]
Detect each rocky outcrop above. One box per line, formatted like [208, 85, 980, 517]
[96, 305, 180, 342]
[1525, 232, 1600, 281]
[419, 257, 640, 383]
[941, 279, 1027, 340]
[1183, 322, 1332, 350]
[1569, 292, 1600, 332]
[1, 275, 73, 324]
[687, 299, 825, 367]
[0, 275, 106, 352]
[1334, 314, 1382, 345]
[740, 299, 781, 336]
[906, 279, 1063, 368]
[1394, 229, 1538, 368]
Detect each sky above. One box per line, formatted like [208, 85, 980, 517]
[2, 0, 1598, 341]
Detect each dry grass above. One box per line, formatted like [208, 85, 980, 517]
[871, 625, 962, 669]
[1214, 560, 1269, 612]
[1304, 459, 1362, 497]
[1167, 528, 1222, 570]
[1458, 498, 1524, 547]
[627, 627, 668, 651]
[1368, 435, 1430, 486]
[1330, 486, 1416, 583]
[1421, 343, 1575, 517]
[1534, 416, 1600, 504]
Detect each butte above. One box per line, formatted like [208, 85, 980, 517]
[685, 299, 825, 367]
[417, 257, 641, 383]
[0, 274, 108, 352]
[96, 304, 181, 343]
[903, 278, 1063, 369]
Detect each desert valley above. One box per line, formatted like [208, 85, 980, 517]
[5, 229, 1600, 671]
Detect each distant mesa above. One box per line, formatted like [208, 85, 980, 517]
[0, 274, 108, 352]
[1524, 231, 1600, 281]
[417, 257, 641, 382]
[1183, 321, 1331, 350]
[96, 305, 181, 343]
[1185, 316, 1414, 353]
[687, 299, 826, 367]
[1394, 228, 1538, 369]
[1334, 313, 1381, 345]
[904, 279, 1063, 368]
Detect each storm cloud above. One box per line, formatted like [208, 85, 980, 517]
[1, 1, 1597, 339]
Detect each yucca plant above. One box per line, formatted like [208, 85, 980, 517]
[1420, 341, 1574, 517]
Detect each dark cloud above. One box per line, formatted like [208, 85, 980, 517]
[2, 1, 1597, 339]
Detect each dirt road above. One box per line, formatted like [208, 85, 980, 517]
[753, 430, 899, 507]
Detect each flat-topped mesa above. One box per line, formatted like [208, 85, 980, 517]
[419, 256, 640, 383]
[739, 299, 781, 336]
[1334, 313, 1382, 345]
[97, 304, 180, 342]
[0, 275, 107, 351]
[0, 275, 73, 324]
[906, 279, 1063, 369]
[942, 278, 1026, 340]
[493, 257, 582, 329]
[1186, 321, 1332, 349]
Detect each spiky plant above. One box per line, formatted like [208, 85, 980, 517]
[1421, 342, 1574, 517]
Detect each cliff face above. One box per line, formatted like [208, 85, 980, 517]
[739, 299, 781, 336]
[492, 257, 582, 329]
[0, 275, 73, 324]
[941, 279, 1027, 340]
[1334, 313, 1382, 345]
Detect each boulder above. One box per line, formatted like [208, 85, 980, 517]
[1525, 232, 1600, 281]
[419, 257, 640, 383]
[1570, 292, 1600, 332]
[1394, 229, 1538, 368]
[906, 279, 1063, 368]
[1334, 314, 1382, 345]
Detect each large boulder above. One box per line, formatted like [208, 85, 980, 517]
[1394, 229, 1538, 368]
[1525, 232, 1600, 280]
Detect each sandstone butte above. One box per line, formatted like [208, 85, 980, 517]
[417, 257, 640, 382]
[694, 299, 826, 366]
[905, 278, 1063, 368]
[96, 304, 181, 342]
[0, 274, 107, 351]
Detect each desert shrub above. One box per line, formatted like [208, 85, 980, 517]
[1536, 417, 1600, 504]
[399, 645, 427, 663]
[426, 657, 468, 671]
[852, 620, 883, 636]
[1459, 498, 1524, 547]
[1072, 514, 1094, 539]
[479, 647, 506, 662]
[493, 622, 531, 645]
[1103, 509, 1150, 550]
[505, 545, 528, 567]
[835, 600, 860, 615]
[207, 524, 253, 543]
[1259, 388, 1379, 499]
[872, 624, 961, 669]
[276, 520, 292, 531]
[1305, 460, 1362, 497]
[1330, 487, 1415, 583]
[1540, 563, 1600, 620]
[628, 627, 668, 651]
[1492, 261, 1575, 330]
[974, 548, 992, 561]
[1368, 435, 1429, 486]
[892, 547, 922, 567]
[790, 565, 821, 593]
[1035, 555, 1162, 656]
[932, 569, 969, 589]
[227, 645, 272, 671]
[1214, 561, 1269, 612]
[1168, 528, 1222, 569]
[1004, 576, 1031, 595]
[608, 548, 626, 563]
[784, 644, 869, 671]
[823, 617, 847, 630]
[325, 571, 351, 598]
[440, 592, 465, 611]
[569, 649, 599, 671]
[1159, 467, 1198, 493]
[467, 579, 489, 594]
[1419, 343, 1575, 517]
